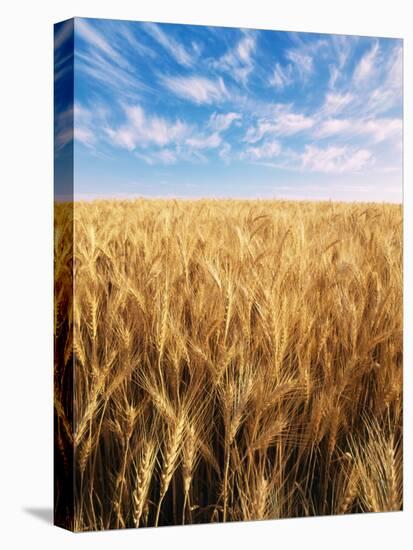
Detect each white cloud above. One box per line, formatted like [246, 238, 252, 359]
[72, 103, 97, 148]
[76, 49, 146, 99]
[241, 140, 281, 160]
[333, 35, 356, 69]
[321, 92, 354, 116]
[387, 44, 403, 84]
[315, 116, 402, 144]
[237, 34, 255, 63]
[191, 41, 203, 56]
[74, 127, 96, 148]
[105, 104, 191, 150]
[76, 19, 128, 69]
[274, 35, 327, 85]
[327, 35, 356, 90]
[328, 65, 340, 89]
[270, 36, 329, 89]
[366, 45, 402, 114]
[285, 49, 313, 80]
[353, 41, 379, 85]
[143, 22, 194, 67]
[75, 20, 159, 101]
[161, 75, 229, 104]
[315, 118, 352, 138]
[105, 104, 235, 164]
[120, 25, 157, 59]
[275, 113, 315, 135]
[245, 111, 315, 143]
[74, 103, 90, 121]
[105, 127, 135, 150]
[363, 118, 402, 143]
[186, 132, 222, 150]
[270, 63, 294, 89]
[208, 112, 241, 132]
[318, 42, 401, 127]
[301, 145, 374, 173]
[212, 32, 256, 84]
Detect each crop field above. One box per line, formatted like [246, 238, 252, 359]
[54, 198, 403, 531]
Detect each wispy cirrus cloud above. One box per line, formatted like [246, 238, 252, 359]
[160, 75, 229, 104]
[270, 63, 294, 89]
[244, 108, 315, 143]
[240, 140, 281, 161]
[212, 31, 256, 84]
[315, 116, 402, 144]
[143, 22, 195, 67]
[245, 142, 376, 175]
[328, 65, 340, 90]
[119, 24, 158, 59]
[183, 112, 242, 152]
[314, 118, 352, 138]
[328, 35, 356, 90]
[268, 35, 330, 90]
[76, 19, 130, 69]
[366, 44, 402, 115]
[186, 132, 222, 150]
[72, 103, 98, 148]
[353, 41, 380, 85]
[208, 112, 241, 132]
[320, 92, 354, 116]
[105, 104, 191, 150]
[301, 144, 374, 173]
[75, 20, 155, 100]
[74, 127, 96, 148]
[280, 34, 327, 83]
[76, 51, 138, 93]
[285, 49, 313, 80]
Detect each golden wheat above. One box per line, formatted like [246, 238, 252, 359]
[54, 198, 402, 531]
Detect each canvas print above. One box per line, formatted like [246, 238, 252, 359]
[54, 18, 403, 532]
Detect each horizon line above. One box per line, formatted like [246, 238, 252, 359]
[54, 195, 403, 206]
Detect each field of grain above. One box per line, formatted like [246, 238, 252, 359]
[54, 198, 403, 531]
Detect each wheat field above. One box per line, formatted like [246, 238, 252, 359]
[54, 198, 402, 531]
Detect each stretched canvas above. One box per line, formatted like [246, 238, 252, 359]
[54, 17, 403, 532]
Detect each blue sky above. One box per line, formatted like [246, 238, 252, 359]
[55, 18, 403, 202]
